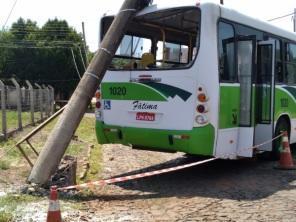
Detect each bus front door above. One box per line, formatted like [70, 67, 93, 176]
[237, 37, 256, 157]
[254, 40, 275, 151]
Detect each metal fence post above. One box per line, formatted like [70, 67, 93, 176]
[26, 80, 35, 125]
[48, 85, 55, 115]
[35, 83, 43, 120]
[11, 78, 22, 130]
[0, 80, 7, 139]
[42, 84, 50, 117]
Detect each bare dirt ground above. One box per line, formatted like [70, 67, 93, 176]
[62, 144, 296, 222]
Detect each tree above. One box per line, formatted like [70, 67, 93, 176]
[0, 18, 86, 99]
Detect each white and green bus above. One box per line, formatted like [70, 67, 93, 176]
[95, 3, 296, 159]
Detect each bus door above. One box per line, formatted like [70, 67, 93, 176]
[237, 36, 256, 157]
[254, 40, 275, 151]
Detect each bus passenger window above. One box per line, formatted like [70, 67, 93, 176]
[101, 7, 200, 70]
[274, 39, 284, 83]
[218, 22, 236, 82]
[276, 61, 283, 83]
[284, 43, 296, 84]
[285, 63, 296, 84]
[111, 35, 152, 69]
[157, 42, 189, 67]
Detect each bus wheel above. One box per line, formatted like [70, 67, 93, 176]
[272, 118, 290, 160]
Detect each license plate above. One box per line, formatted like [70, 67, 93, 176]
[136, 112, 155, 122]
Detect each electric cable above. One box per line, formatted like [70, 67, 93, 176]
[268, 12, 294, 22]
[70, 48, 82, 79]
[2, 0, 18, 30]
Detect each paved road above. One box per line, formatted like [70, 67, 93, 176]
[63, 144, 296, 222]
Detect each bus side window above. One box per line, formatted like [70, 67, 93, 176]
[272, 39, 284, 84]
[218, 22, 236, 82]
[276, 61, 283, 83]
[284, 43, 296, 84]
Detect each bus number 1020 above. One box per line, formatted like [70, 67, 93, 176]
[109, 87, 127, 96]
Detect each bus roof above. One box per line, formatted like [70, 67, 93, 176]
[217, 3, 296, 42]
[103, 3, 296, 42]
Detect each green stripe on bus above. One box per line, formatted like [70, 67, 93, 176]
[275, 87, 296, 119]
[219, 85, 296, 130]
[282, 86, 296, 101]
[219, 85, 240, 129]
[96, 121, 215, 156]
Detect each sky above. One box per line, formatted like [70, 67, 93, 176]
[0, 0, 296, 52]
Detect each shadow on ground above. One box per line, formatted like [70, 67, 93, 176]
[63, 154, 296, 202]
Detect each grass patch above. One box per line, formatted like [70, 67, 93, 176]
[0, 111, 31, 131]
[87, 145, 101, 180]
[0, 115, 102, 219]
[0, 160, 9, 170]
[0, 212, 13, 222]
[0, 194, 41, 214]
[70, 117, 102, 183]
[0, 115, 102, 182]
[0, 138, 23, 170]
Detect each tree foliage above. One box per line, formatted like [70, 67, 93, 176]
[0, 18, 88, 99]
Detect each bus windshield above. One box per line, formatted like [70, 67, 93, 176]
[101, 7, 201, 70]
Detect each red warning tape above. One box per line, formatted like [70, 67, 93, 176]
[58, 131, 286, 191]
[58, 157, 218, 191]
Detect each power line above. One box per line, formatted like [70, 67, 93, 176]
[0, 41, 83, 46]
[71, 48, 82, 79]
[11, 29, 76, 33]
[2, 0, 18, 30]
[0, 45, 76, 49]
[78, 47, 86, 70]
[0, 39, 82, 43]
[0, 40, 84, 49]
[268, 12, 294, 22]
[11, 30, 72, 34]
[9, 25, 78, 32]
[11, 23, 77, 28]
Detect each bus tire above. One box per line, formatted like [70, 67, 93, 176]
[272, 118, 290, 160]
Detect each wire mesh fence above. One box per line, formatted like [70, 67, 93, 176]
[0, 78, 54, 140]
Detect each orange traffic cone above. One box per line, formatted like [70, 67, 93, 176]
[275, 131, 296, 170]
[47, 186, 62, 222]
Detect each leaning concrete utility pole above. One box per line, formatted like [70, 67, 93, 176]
[28, 0, 153, 185]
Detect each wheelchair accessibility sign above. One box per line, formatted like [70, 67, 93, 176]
[104, 100, 111, 110]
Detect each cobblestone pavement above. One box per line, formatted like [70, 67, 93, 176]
[65, 144, 296, 222]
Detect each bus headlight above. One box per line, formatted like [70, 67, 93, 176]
[195, 115, 208, 125]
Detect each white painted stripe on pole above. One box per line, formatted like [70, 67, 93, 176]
[85, 72, 100, 81]
[100, 47, 112, 56]
[119, 9, 137, 13]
